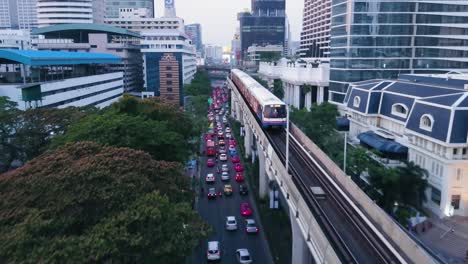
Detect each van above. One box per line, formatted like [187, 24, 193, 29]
[207, 241, 221, 261]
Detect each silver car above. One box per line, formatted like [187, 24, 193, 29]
[221, 171, 230, 181]
[207, 241, 221, 261]
[225, 216, 238, 231]
[236, 248, 252, 263]
[245, 219, 258, 233]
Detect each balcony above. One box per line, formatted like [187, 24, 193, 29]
[259, 58, 330, 86]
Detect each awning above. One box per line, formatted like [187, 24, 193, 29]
[336, 117, 350, 131]
[357, 131, 408, 154]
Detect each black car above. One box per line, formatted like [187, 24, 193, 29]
[239, 185, 248, 195]
[207, 188, 217, 199]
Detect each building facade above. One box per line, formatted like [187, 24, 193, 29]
[330, 0, 468, 104]
[299, 0, 331, 58]
[32, 24, 143, 92]
[345, 73, 468, 217]
[105, 0, 154, 19]
[37, 0, 105, 27]
[238, 0, 286, 61]
[0, 0, 37, 29]
[0, 49, 124, 109]
[204, 44, 223, 64]
[185, 23, 203, 54]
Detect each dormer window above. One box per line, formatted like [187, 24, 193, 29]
[420, 114, 434, 132]
[391, 103, 408, 118]
[353, 96, 361, 108]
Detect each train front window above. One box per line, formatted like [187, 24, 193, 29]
[264, 105, 286, 118]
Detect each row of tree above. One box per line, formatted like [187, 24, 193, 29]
[290, 103, 428, 219]
[0, 96, 210, 262]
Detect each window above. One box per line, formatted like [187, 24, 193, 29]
[91, 45, 97, 48]
[420, 114, 434, 131]
[456, 169, 463, 181]
[166, 80, 173, 85]
[391, 104, 408, 118]
[166, 66, 172, 70]
[167, 87, 173, 92]
[166, 73, 173, 78]
[353, 96, 361, 108]
[431, 186, 441, 205]
[451, 195, 461, 210]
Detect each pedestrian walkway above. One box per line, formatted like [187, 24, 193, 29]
[416, 214, 468, 263]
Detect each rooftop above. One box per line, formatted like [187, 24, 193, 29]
[32, 24, 141, 39]
[0, 49, 121, 66]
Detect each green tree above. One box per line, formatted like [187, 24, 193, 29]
[0, 97, 20, 172]
[368, 165, 401, 211]
[273, 79, 284, 99]
[0, 142, 210, 263]
[184, 70, 211, 96]
[347, 147, 373, 177]
[396, 161, 428, 209]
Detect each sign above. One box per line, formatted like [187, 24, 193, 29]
[208, 98, 213, 104]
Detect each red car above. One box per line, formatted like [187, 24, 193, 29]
[231, 155, 240, 163]
[229, 139, 236, 146]
[235, 172, 244, 182]
[234, 163, 244, 172]
[240, 203, 252, 216]
[207, 159, 215, 167]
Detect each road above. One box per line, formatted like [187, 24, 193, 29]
[191, 98, 274, 264]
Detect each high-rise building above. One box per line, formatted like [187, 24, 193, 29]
[0, 0, 37, 29]
[205, 44, 223, 64]
[299, 0, 331, 58]
[238, 0, 286, 62]
[329, 1, 468, 104]
[185, 23, 203, 53]
[106, 0, 154, 18]
[37, 0, 105, 27]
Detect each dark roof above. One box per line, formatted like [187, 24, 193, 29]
[399, 74, 468, 89]
[0, 49, 121, 66]
[385, 82, 463, 97]
[420, 93, 465, 107]
[358, 131, 408, 154]
[32, 24, 141, 38]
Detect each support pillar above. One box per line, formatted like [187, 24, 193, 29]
[244, 125, 252, 158]
[290, 208, 313, 264]
[236, 102, 241, 123]
[317, 86, 324, 105]
[230, 96, 236, 119]
[258, 147, 268, 199]
[293, 85, 301, 109]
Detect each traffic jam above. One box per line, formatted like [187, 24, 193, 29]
[202, 84, 258, 263]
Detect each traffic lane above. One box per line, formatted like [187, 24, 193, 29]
[194, 131, 270, 263]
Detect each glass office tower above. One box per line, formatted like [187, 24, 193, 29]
[329, 0, 468, 104]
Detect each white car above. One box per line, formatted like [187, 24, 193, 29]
[207, 241, 221, 261]
[245, 219, 258, 233]
[226, 216, 238, 231]
[220, 153, 228, 161]
[236, 249, 252, 263]
[226, 133, 232, 138]
[222, 164, 229, 172]
[205, 173, 215, 183]
[221, 172, 230, 181]
[225, 127, 231, 133]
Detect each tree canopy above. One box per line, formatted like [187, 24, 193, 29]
[0, 142, 210, 263]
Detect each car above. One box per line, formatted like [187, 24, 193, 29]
[236, 249, 252, 263]
[221, 171, 230, 181]
[224, 184, 233, 195]
[235, 172, 245, 182]
[219, 147, 227, 154]
[225, 127, 231, 133]
[231, 155, 240, 163]
[207, 241, 221, 261]
[223, 119, 228, 124]
[222, 164, 229, 172]
[235, 163, 244, 172]
[229, 145, 236, 152]
[229, 139, 236, 146]
[226, 133, 232, 138]
[245, 219, 259, 233]
[207, 159, 215, 167]
[206, 173, 215, 183]
[220, 153, 228, 161]
[217, 130, 224, 137]
[225, 216, 238, 231]
[207, 187, 217, 199]
[239, 184, 248, 195]
[218, 139, 226, 146]
[230, 149, 238, 156]
[240, 203, 252, 216]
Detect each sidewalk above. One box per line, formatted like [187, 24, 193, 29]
[415, 213, 468, 263]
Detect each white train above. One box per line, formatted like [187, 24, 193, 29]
[230, 69, 287, 129]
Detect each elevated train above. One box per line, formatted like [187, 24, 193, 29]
[230, 69, 287, 129]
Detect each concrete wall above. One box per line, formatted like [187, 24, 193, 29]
[290, 123, 437, 263]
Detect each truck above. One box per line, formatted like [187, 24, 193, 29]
[206, 140, 216, 156]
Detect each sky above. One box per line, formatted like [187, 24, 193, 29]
[154, 0, 304, 47]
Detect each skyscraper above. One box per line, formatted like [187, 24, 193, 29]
[329, 1, 468, 104]
[106, 0, 154, 18]
[299, 0, 331, 58]
[0, 0, 37, 29]
[185, 23, 203, 54]
[238, 0, 286, 61]
[37, 0, 105, 27]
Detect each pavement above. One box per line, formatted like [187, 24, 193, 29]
[190, 104, 274, 264]
[415, 214, 468, 263]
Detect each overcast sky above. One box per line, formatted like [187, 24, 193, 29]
[154, 0, 304, 47]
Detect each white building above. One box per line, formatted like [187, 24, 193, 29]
[258, 58, 329, 109]
[345, 73, 468, 218]
[247, 44, 283, 65]
[204, 44, 223, 64]
[0, 49, 124, 109]
[37, 0, 105, 27]
[0, 0, 37, 30]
